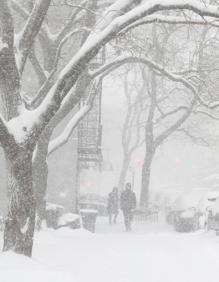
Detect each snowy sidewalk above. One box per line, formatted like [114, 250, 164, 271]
[95, 213, 169, 234]
[0, 219, 219, 282]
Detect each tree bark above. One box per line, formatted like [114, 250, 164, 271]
[140, 149, 154, 208]
[33, 128, 52, 229]
[3, 145, 36, 257]
[34, 159, 48, 229]
[40, 38, 57, 72]
[140, 71, 156, 208]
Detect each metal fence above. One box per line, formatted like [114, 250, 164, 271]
[133, 210, 159, 224]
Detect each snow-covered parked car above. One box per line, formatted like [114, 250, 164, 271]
[174, 207, 202, 232]
[57, 213, 81, 229]
[169, 191, 205, 232]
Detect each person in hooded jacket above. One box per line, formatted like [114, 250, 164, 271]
[120, 182, 136, 231]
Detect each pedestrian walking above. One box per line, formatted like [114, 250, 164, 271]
[107, 187, 119, 224]
[120, 182, 136, 231]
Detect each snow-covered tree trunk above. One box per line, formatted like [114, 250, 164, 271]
[140, 148, 154, 208]
[33, 158, 48, 229]
[139, 118, 155, 207]
[3, 143, 36, 257]
[139, 71, 156, 208]
[33, 129, 52, 228]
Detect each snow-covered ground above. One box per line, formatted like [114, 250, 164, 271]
[1, 215, 219, 282]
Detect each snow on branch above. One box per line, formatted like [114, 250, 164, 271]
[16, 0, 51, 74]
[90, 55, 219, 109]
[96, 0, 144, 30]
[116, 0, 219, 26]
[48, 103, 90, 156]
[30, 28, 91, 109]
[41, 0, 219, 107]
[45, 74, 93, 139]
[121, 14, 219, 34]
[48, 79, 100, 156]
[19, 0, 219, 141]
[91, 56, 198, 92]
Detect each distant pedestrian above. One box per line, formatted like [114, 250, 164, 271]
[120, 182, 136, 231]
[107, 187, 119, 224]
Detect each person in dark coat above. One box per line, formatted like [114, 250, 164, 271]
[120, 182, 136, 231]
[107, 187, 119, 224]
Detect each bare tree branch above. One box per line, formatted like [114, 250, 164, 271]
[155, 106, 189, 124]
[0, 114, 12, 147]
[176, 128, 209, 146]
[29, 27, 91, 109]
[90, 55, 219, 109]
[15, 0, 219, 141]
[28, 48, 47, 86]
[129, 103, 145, 154]
[193, 110, 219, 120]
[17, 0, 52, 74]
[10, 0, 29, 19]
[55, 0, 88, 43]
[41, 0, 219, 116]
[121, 14, 219, 35]
[155, 98, 197, 147]
[0, 0, 22, 119]
[0, 0, 14, 49]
